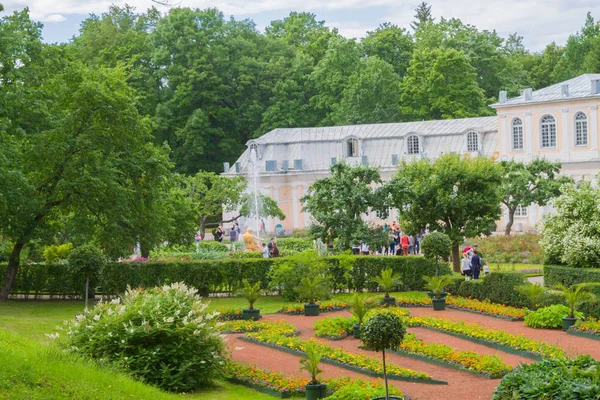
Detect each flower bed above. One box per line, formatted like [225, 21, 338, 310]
[314, 308, 411, 341]
[277, 300, 350, 315]
[568, 318, 600, 340]
[408, 316, 565, 360]
[217, 320, 297, 336]
[216, 306, 243, 321]
[395, 334, 512, 378]
[223, 361, 410, 399]
[445, 297, 526, 321]
[394, 296, 432, 307]
[243, 333, 437, 383]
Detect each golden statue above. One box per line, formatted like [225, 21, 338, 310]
[242, 228, 262, 252]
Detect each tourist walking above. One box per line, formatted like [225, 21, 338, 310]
[461, 253, 472, 280]
[214, 223, 224, 243]
[271, 242, 280, 258]
[360, 242, 369, 255]
[408, 235, 415, 255]
[400, 233, 409, 256]
[471, 250, 482, 280]
[229, 225, 238, 242]
[262, 243, 270, 258]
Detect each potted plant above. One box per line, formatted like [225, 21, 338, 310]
[372, 269, 402, 306]
[238, 279, 262, 320]
[361, 311, 407, 400]
[350, 293, 372, 339]
[423, 275, 455, 311]
[297, 276, 328, 316]
[553, 283, 596, 331]
[299, 340, 327, 400]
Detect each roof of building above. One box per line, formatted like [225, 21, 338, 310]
[492, 74, 600, 107]
[251, 116, 497, 145]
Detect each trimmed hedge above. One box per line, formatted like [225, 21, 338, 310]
[0, 255, 447, 298]
[545, 265, 600, 318]
[447, 272, 530, 308]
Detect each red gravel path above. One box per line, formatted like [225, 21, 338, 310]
[228, 308, 600, 400]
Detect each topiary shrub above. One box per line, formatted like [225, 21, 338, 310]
[421, 232, 452, 276]
[492, 355, 600, 400]
[268, 251, 329, 301]
[458, 272, 529, 307]
[524, 304, 583, 329]
[68, 244, 105, 309]
[276, 237, 314, 257]
[61, 283, 225, 392]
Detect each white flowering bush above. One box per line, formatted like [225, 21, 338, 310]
[59, 283, 225, 392]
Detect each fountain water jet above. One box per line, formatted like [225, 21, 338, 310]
[248, 146, 262, 238]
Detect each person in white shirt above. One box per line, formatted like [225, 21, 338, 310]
[262, 243, 270, 258]
[461, 253, 472, 280]
[360, 242, 369, 255]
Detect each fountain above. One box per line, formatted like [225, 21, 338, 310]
[248, 145, 262, 238]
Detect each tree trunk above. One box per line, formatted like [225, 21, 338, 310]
[0, 241, 26, 301]
[451, 243, 460, 273]
[140, 243, 150, 259]
[383, 348, 389, 400]
[504, 207, 516, 235]
[199, 216, 207, 240]
[85, 274, 90, 312]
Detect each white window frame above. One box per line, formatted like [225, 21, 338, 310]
[466, 131, 479, 152]
[406, 135, 420, 155]
[515, 204, 528, 217]
[540, 115, 557, 149]
[574, 111, 588, 147]
[511, 117, 524, 151]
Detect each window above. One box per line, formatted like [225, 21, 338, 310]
[540, 115, 557, 148]
[347, 138, 359, 157]
[407, 135, 420, 154]
[574, 112, 588, 146]
[467, 131, 479, 152]
[511, 118, 524, 150]
[515, 204, 528, 217]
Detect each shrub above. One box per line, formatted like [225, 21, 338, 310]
[524, 304, 583, 329]
[545, 265, 600, 317]
[68, 244, 105, 308]
[468, 233, 543, 264]
[276, 237, 314, 257]
[492, 356, 600, 400]
[62, 283, 225, 392]
[196, 241, 228, 253]
[269, 251, 329, 301]
[455, 272, 529, 307]
[43, 243, 73, 263]
[421, 232, 452, 275]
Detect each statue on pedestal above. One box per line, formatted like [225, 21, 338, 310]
[242, 228, 262, 252]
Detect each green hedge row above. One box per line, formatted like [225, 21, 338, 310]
[0, 256, 447, 298]
[544, 265, 600, 318]
[446, 272, 530, 307]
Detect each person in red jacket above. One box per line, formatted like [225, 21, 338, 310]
[400, 234, 410, 256]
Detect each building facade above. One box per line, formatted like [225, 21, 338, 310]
[224, 74, 600, 235]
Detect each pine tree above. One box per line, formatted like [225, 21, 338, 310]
[410, 2, 433, 31]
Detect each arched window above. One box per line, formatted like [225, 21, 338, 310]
[511, 118, 524, 150]
[346, 138, 359, 157]
[574, 112, 588, 146]
[407, 135, 420, 154]
[540, 115, 557, 148]
[467, 131, 479, 152]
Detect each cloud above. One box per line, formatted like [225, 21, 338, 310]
[42, 14, 67, 23]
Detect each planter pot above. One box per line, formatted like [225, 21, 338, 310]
[432, 298, 446, 311]
[305, 383, 327, 400]
[242, 308, 261, 321]
[383, 296, 396, 306]
[427, 291, 447, 299]
[304, 303, 320, 316]
[562, 316, 578, 331]
[353, 323, 361, 339]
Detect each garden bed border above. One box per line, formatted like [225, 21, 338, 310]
[566, 329, 600, 341]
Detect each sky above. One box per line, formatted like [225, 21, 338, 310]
[3, 0, 600, 51]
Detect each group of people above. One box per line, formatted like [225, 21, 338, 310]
[261, 238, 280, 258]
[460, 245, 489, 280]
[351, 222, 428, 256]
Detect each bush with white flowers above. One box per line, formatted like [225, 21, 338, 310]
[61, 283, 225, 392]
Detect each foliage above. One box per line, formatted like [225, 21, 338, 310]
[68, 244, 106, 308]
[372, 268, 402, 297]
[299, 340, 324, 384]
[296, 276, 328, 304]
[278, 300, 350, 315]
[468, 233, 543, 264]
[544, 265, 600, 318]
[350, 293, 372, 326]
[420, 232, 452, 262]
[43, 243, 73, 264]
[541, 180, 600, 267]
[325, 377, 405, 400]
[314, 316, 356, 340]
[451, 272, 530, 307]
[422, 275, 454, 298]
[61, 283, 225, 392]
[216, 320, 297, 336]
[238, 279, 262, 309]
[553, 283, 596, 318]
[361, 312, 406, 353]
[499, 159, 569, 235]
[269, 251, 329, 301]
[408, 316, 566, 359]
[524, 304, 583, 329]
[388, 154, 503, 271]
[571, 318, 600, 337]
[492, 356, 600, 400]
[445, 296, 527, 320]
[302, 163, 387, 250]
[516, 283, 548, 310]
[275, 237, 314, 257]
[223, 361, 308, 396]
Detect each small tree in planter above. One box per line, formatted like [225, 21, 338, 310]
[68, 244, 105, 312]
[553, 283, 596, 331]
[350, 293, 372, 338]
[299, 340, 327, 400]
[372, 269, 402, 306]
[361, 312, 407, 400]
[238, 279, 262, 320]
[420, 232, 452, 277]
[297, 276, 328, 316]
[423, 275, 455, 311]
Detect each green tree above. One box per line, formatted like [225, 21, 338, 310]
[330, 56, 402, 125]
[302, 163, 386, 249]
[420, 232, 452, 276]
[500, 159, 570, 235]
[400, 47, 489, 120]
[362, 23, 414, 77]
[410, 1, 434, 31]
[388, 154, 503, 272]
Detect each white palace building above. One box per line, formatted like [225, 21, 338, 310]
[223, 74, 600, 235]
